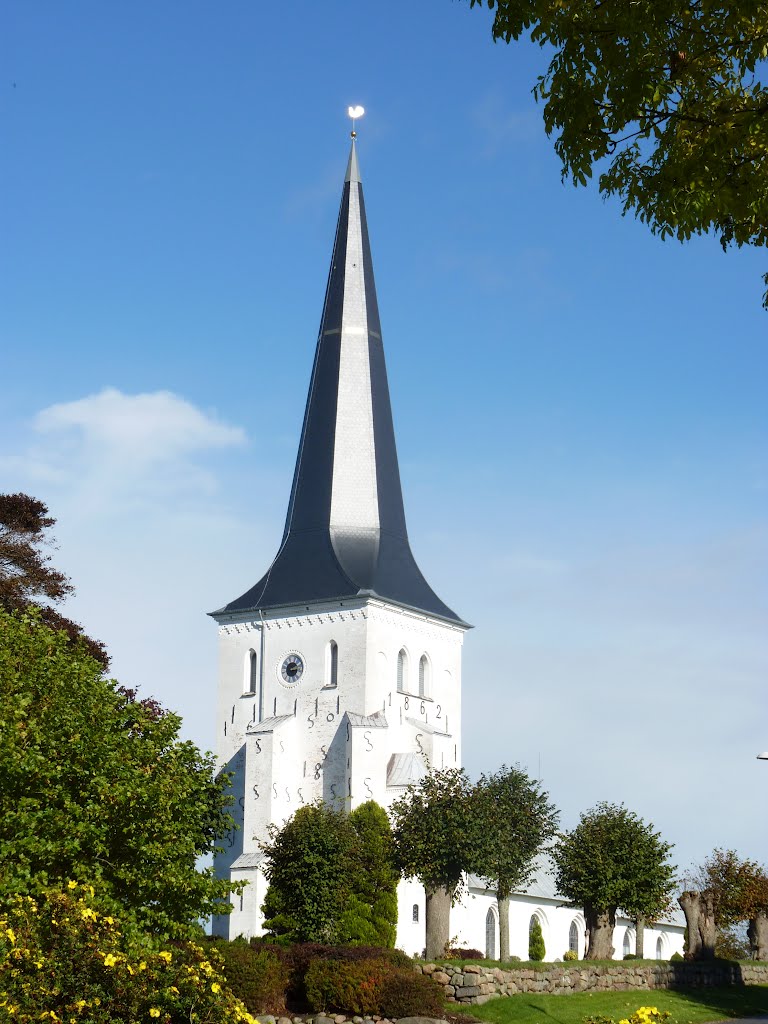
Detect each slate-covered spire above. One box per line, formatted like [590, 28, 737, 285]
[217, 140, 463, 625]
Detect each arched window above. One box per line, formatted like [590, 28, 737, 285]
[326, 640, 338, 687]
[656, 936, 664, 959]
[623, 930, 632, 957]
[397, 649, 407, 692]
[569, 920, 579, 954]
[246, 649, 258, 695]
[412, 904, 419, 923]
[486, 907, 497, 960]
[418, 654, 430, 697]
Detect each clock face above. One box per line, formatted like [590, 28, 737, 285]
[280, 654, 304, 685]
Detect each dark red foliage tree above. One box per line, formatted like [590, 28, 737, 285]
[0, 492, 110, 669]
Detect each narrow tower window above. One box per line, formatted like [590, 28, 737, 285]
[246, 650, 258, 695]
[326, 640, 338, 687]
[418, 654, 429, 697]
[569, 920, 579, 954]
[412, 904, 419, 923]
[397, 649, 407, 693]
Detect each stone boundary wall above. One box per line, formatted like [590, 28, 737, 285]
[415, 961, 768, 1005]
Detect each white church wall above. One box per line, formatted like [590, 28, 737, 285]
[450, 885, 685, 962]
[397, 877, 427, 958]
[214, 597, 466, 940]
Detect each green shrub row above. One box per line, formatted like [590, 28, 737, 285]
[304, 957, 443, 1017]
[209, 939, 289, 1014]
[208, 939, 442, 1016]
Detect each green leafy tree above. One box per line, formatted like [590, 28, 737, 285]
[261, 803, 356, 943]
[528, 916, 546, 961]
[261, 800, 398, 947]
[468, 0, 768, 308]
[472, 765, 559, 960]
[552, 802, 676, 959]
[391, 768, 480, 960]
[0, 493, 109, 669]
[0, 607, 240, 938]
[339, 800, 399, 947]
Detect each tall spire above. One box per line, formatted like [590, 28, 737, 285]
[216, 140, 463, 625]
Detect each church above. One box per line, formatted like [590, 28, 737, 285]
[209, 132, 684, 963]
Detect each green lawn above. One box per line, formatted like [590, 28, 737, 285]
[457, 986, 768, 1024]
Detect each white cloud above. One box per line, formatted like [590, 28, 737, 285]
[2, 388, 247, 508]
[35, 387, 245, 463]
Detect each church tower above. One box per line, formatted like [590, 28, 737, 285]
[211, 138, 468, 950]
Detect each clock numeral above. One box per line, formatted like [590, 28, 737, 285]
[436, 705, 442, 719]
[404, 696, 409, 710]
[420, 701, 425, 715]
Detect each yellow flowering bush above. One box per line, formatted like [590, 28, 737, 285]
[585, 1007, 671, 1024]
[0, 885, 258, 1023]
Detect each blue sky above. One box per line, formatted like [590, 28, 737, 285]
[2, 1, 766, 876]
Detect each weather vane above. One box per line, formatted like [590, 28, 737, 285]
[348, 105, 364, 138]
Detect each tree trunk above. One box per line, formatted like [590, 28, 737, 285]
[747, 910, 768, 960]
[498, 894, 511, 962]
[679, 890, 716, 960]
[584, 904, 615, 959]
[635, 915, 645, 958]
[425, 886, 453, 960]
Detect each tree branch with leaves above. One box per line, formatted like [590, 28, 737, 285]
[469, 0, 768, 308]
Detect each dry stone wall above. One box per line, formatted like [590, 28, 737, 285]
[415, 961, 768, 1005]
